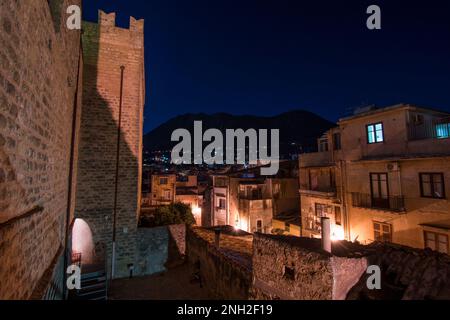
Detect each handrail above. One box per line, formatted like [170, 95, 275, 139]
[0, 206, 44, 229]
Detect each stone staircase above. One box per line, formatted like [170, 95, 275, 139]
[69, 264, 108, 300]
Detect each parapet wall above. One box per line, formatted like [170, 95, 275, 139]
[186, 227, 252, 300]
[136, 224, 186, 276]
[252, 234, 450, 300]
[186, 228, 450, 300]
[251, 236, 330, 299]
[250, 234, 368, 300]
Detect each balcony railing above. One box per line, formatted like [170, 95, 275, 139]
[351, 193, 405, 213]
[408, 118, 450, 141]
[239, 193, 271, 200]
[300, 186, 337, 198]
[239, 198, 272, 211]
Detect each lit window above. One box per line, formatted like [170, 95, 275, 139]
[420, 173, 445, 199]
[373, 222, 392, 242]
[424, 231, 449, 254]
[367, 123, 384, 144]
[436, 123, 450, 139]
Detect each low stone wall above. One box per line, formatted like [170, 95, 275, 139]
[136, 224, 186, 276]
[185, 227, 252, 300]
[250, 234, 367, 300]
[184, 229, 450, 300]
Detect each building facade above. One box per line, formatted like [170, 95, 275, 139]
[149, 174, 176, 206]
[208, 166, 299, 234]
[300, 104, 450, 254]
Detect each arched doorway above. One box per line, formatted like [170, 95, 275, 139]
[71, 218, 95, 265]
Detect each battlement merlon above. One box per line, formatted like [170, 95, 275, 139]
[130, 16, 144, 33]
[88, 10, 144, 48]
[99, 10, 116, 27]
[97, 10, 144, 33]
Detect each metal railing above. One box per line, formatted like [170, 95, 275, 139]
[300, 185, 337, 193]
[351, 193, 405, 213]
[238, 193, 271, 200]
[408, 118, 450, 141]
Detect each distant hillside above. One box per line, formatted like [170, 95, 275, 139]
[143, 110, 335, 157]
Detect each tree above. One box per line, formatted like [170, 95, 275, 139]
[141, 202, 195, 227]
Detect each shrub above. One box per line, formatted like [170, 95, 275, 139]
[145, 202, 196, 227]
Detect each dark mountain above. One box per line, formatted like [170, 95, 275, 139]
[143, 110, 335, 157]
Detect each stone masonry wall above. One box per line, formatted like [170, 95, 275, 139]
[251, 234, 334, 300]
[75, 11, 145, 278]
[186, 227, 252, 300]
[0, 0, 81, 299]
[136, 224, 186, 276]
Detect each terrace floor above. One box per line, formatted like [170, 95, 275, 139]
[108, 264, 211, 300]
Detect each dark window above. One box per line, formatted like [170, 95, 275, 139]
[256, 220, 263, 233]
[315, 203, 331, 217]
[373, 222, 392, 242]
[370, 173, 389, 209]
[215, 178, 227, 187]
[420, 173, 445, 199]
[335, 207, 342, 226]
[306, 203, 332, 232]
[163, 190, 171, 200]
[218, 198, 226, 209]
[285, 223, 290, 233]
[424, 231, 449, 254]
[413, 114, 424, 125]
[367, 123, 384, 144]
[273, 183, 281, 197]
[333, 133, 341, 150]
[159, 177, 168, 185]
[319, 139, 329, 152]
[283, 266, 295, 280]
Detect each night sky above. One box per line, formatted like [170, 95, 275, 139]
[82, 0, 450, 133]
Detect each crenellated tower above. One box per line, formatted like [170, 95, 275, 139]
[75, 10, 145, 278]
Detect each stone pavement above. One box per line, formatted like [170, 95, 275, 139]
[108, 264, 211, 300]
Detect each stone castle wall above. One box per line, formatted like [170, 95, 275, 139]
[0, 0, 82, 299]
[75, 11, 145, 278]
[136, 224, 186, 275]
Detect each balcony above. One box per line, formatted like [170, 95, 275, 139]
[299, 151, 333, 168]
[300, 186, 337, 199]
[238, 194, 271, 201]
[238, 199, 272, 212]
[351, 193, 405, 213]
[408, 117, 450, 141]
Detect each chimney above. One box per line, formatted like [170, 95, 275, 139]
[214, 229, 221, 249]
[321, 217, 332, 253]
